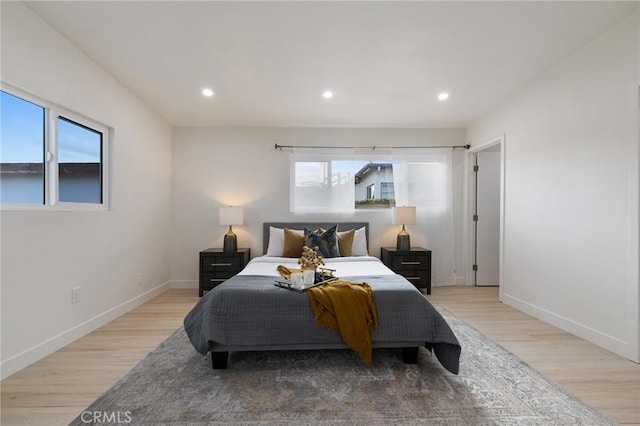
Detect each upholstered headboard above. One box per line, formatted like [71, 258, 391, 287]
[262, 222, 369, 255]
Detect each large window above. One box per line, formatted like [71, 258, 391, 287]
[290, 149, 455, 285]
[0, 87, 109, 209]
[290, 152, 449, 213]
[291, 157, 397, 212]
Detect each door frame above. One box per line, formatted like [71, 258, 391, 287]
[465, 134, 506, 301]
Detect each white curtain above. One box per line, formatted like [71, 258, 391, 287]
[393, 149, 455, 285]
[290, 149, 357, 213]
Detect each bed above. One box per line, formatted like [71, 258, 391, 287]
[184, 222, 461, 374]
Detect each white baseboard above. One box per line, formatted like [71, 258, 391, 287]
[502, 292, 637, 362]
[171, 280, 198, 289]
[1, 282, 171, 380]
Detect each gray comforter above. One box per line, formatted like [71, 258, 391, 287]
[184, 274, 461, 374]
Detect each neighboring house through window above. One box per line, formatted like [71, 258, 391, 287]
[354, 162, 395, 208]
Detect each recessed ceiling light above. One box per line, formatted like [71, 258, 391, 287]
[437, 92, 449, 101]
[202, 88, 214, 97]
[322, 90, 333, 99]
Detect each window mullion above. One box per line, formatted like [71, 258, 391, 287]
[46, 109, 59, 206]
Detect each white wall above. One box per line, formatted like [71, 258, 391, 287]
[0, 2, 173, 378]
[467, 13, 639, 361]
[171, 127, 467, 287]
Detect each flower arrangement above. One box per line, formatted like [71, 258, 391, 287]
[298, 246, 325, 270]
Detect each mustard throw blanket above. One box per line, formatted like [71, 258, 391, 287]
[277, 265, 379, 363]
[307, 280, 379, 364]
[276, 265, 301, 279]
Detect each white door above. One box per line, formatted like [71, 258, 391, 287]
[474, 148, 501, 286]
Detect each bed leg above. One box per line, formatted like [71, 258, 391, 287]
[402, 347, 419, 364]
[211, 351, 228, 369]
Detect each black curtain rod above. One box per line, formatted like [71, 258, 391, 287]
[274, 143, 470, 151]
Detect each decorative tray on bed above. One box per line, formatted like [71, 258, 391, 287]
[274, 269, 337, 292]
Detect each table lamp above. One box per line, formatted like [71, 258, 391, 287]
[219, 206, 243, 252]
[392, 206, 416, 250]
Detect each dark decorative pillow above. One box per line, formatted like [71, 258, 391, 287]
[304, 225, 340, 258]
[318, 227, 355, 257]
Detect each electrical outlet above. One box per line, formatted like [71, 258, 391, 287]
[137, 272, 143, 286]
[71, 287, 80, 304]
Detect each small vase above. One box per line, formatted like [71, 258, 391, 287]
[303, 268, 316, 285]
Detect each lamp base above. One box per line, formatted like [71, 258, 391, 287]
[223, 226, 237, 252]
[396, 226, 410, 251]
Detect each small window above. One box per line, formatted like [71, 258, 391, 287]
[380, 182, 395, 200]
[366, 183, 375, 200]
[0, 86, 109, 210]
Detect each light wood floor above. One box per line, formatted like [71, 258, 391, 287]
[429, 286, 640, 425]
[2, 286, 639, 425]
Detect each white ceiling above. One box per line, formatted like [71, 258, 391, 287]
[25, 1, 637, 128]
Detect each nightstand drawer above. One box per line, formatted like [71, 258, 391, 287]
[396, 270, 429, 287]
[389, 254, 429, 271]
[201, 273, 231, 289]
[202, 271, 236, 281]
[201, 255, 243, 272]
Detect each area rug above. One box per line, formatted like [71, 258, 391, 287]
[71, 306, 614, 425]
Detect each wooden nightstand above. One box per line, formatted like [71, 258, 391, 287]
[199, 248, 250, 297]
[381, 247, 432, 294]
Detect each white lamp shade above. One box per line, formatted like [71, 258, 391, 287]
[219, 207, 244, 226]
[392, 206, 416, 225]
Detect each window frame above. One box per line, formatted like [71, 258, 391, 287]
[290, 153, 398, 213]
[290, 150, 451, 213]
[1, 83, 110, 211]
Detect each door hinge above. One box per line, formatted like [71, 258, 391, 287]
[473, 214, 479, 222]
[472, 264, 478, 271]
[473, 165, 479, 172]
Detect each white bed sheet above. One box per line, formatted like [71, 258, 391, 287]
[238, 255, 396, 277]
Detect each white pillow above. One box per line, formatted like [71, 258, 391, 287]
[351, 227, 368, 256]
[265, 227, 304, 256]
[265, 227, 284, 256]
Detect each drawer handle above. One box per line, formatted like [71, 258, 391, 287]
[406, 276, 420, 280]
[210, 278, 226, 282]
[401, 261, 421, 265]
[211, 263, 233, 267]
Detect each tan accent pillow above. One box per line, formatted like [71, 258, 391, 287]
[282, 228, 305, 257]
[337, 229, 355, 257]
